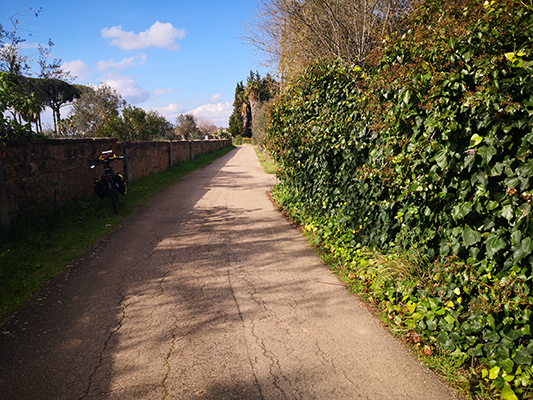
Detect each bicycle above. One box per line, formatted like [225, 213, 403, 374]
[89, 150, 127, 214]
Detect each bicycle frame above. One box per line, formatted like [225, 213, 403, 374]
[90, 150, 126, 214]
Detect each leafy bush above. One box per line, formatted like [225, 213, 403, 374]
[264, 0, 533, 398]
[0, 72, 36, 140]
[95, 105, 173, 140]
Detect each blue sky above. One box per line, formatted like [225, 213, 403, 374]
[1, 0, 264, 127]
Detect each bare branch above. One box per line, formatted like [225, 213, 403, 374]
[243, 0, 414, 80]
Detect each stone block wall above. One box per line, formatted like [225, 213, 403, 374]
[0, 138, 231, 227]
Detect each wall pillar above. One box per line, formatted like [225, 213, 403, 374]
[123, 142, 134, 183]
[169, 141, 173, 168]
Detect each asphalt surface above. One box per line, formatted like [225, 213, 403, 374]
[0, 146, 458, 400]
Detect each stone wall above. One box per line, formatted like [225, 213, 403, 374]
[0, 138, 232, 229]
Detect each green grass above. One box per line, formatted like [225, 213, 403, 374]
[255, 146, 278, 174]
[0, 146, 235, 326]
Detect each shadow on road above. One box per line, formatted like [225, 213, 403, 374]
[0, 147, 457, 400]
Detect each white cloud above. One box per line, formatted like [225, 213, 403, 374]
[62, 60, 91, 80]
[96, 53, 147, 72]
[101, 22, 186, 51]
[190, 101, 233, 127]
[103, 76, 151, 104]
[150, 88, 175, 100]
[100, 72, 175, 107]
[153, 103, 185, 121]
[162, 103, 185, 113]
[209, 93, 221, 103]
[18, 42, 39, 50]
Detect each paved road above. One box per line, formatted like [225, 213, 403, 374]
[0, 146, 458, 400]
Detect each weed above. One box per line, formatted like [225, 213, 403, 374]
[255, 146, 278, 174]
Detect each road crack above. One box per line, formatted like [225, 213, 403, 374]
[227, 269, 265, 400]
[78, 251, 156, 400]
[79, 295, 127, 400]
[161, 333, 176, 400]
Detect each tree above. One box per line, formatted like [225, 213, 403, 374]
[228, 108, 244, 138]
[251, 100, 274, 146]
[1, 75, 42, 133]
[196, 116, 218, 138]
[228, 72, 278, 138]
[95, 105, 173, 141]
[215, 128, 232, 139]
[68, 84, 126, 136]
[1, 8, 75, 135]
[37, 39, 72, 82]
[39, 78, 80, 135]
[175, 114, 200, 140]
[0, 72, 34, 139]
[244, 0, 413, 80]
[228, 109, 244, 138]
[228, 81, 246, 137]
[0, 8, 42, 75]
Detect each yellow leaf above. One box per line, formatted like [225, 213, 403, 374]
[501, 385, 519, 400]
[505, 52, 516, 61]
[489, 366, 500, 380]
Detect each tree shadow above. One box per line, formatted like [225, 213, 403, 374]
[0, 147, 457, 400]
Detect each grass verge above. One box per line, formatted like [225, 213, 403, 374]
[0, 146, 235, 326]
[254, 146, 277, 175]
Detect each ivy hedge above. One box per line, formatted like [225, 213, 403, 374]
[264, 0, 533, 398]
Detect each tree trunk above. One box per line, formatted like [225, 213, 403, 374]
[240, 102, 252, 138]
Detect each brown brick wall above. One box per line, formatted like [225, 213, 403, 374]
[1, 138, 231, 221]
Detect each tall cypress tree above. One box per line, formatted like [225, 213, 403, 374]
[228, 81, 245, 137]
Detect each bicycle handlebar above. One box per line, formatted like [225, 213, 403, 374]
[88, 155, 125, 164]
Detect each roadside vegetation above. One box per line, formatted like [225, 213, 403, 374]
[237, 0, 533, 399]
[0, 146, 234, 326]
[255, 147, 277, 175]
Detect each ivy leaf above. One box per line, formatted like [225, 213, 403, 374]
[464, 153, 476, 172]
[469, 133, 483, 148]
[452, 202, 472, 220]
[522, 236, 533, 254]
[478, 145, 497, 166]
[500, 358, 515, 373]
[513, 349, 533, 365]
[435, 149, 448, 169]
[426, 319, 437, 331]
[521, 309, 532, 323]
[485, 234, 507, 258]
[500, 385, 519, 400]
[502, 205, 514, 221]
[514, 237, 533, 263]
[463, 225, 481, 246]
[517, 159, 533, 178]
[489, 366, 500, 380]
[444, 314, 456, 325]
[490, 162, 505, 177]
[401, 89, 411, 105]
